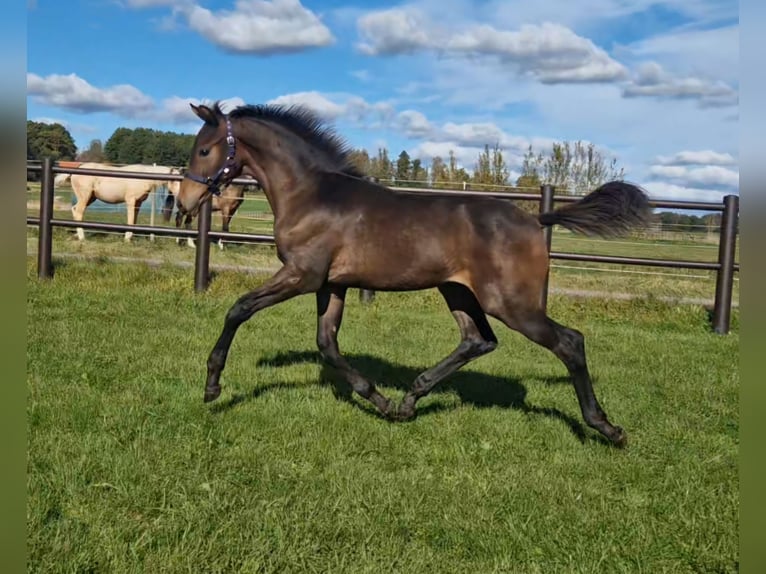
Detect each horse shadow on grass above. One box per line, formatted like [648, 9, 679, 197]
[209, 350, 609, 446]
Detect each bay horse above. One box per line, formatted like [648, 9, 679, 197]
[68, 162, 182, 241]
[176, 102, 650, 447]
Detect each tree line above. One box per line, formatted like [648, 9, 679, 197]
[344, 141, 625, 196]
[27, 120, 196, 168]
[656, 211, 722, 232]
[27, 121, 625, 195]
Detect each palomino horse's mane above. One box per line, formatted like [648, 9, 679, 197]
[218, 102, 365, 178]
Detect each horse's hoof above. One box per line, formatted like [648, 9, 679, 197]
[388, 403, 416, 422]
[611, 426, 627, 448]
[203, 386, 221, 403]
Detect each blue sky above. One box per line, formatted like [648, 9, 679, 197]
[27, 0, 738, 202]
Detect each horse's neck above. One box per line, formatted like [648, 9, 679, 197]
[243, 128, 322, 221]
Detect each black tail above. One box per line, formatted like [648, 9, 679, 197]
[162, 193, 176, 222]
[537, 181, 651, 238]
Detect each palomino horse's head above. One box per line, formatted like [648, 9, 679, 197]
[177, 103, 242, 214]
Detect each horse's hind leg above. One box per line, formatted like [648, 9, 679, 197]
[491, 304, 626, 447]
[395, 282, 498, 421]
[316, 285, 394, 416]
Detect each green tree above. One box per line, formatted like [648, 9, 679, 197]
[411, 158, 427, 187]
[491, 144, 510, 186]
[473, 143, 510, 187]
[347, 148, 371, 175]
[517, 141, 624, 195]
[395, 150, 412, 182]
[104, 127, 133, 164]
[369, 147, 393, 181]
[76, 139, 106, 162]
[165, 132, 196, 166]
[430, 156, 448, 187]
[26, 120, 77, 162]
[104, 127, 195, 166]
[516, 145, 543, 189]
[446, 150, 470, 188]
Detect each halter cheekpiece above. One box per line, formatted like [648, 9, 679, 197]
[184, 115, 237, 196]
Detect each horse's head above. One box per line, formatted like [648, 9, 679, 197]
[178, 103, 243, 214]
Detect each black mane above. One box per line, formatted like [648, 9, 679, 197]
[222, 102, 364, 177]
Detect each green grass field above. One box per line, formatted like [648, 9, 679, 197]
[27, 257, 738, 573]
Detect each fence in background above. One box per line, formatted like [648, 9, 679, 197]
[27, 158, 740, 334]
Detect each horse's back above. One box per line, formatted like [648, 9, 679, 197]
[71, 163, 171, 203]
[318, 174, 547, 291]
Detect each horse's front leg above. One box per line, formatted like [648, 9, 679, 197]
[185, 213, 196, 248]
[176, 211, 196, 248]
[218, 208, 233, 251]
[204, 264, 322, 402]
[71, 190, 93, 241]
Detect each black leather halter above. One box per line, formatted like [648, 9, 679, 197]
[184, 115, 237, 196]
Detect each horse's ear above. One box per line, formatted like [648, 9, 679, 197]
[190, 103, 219, 126]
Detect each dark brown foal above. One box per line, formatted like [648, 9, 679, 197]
[177, 102, 649, 447]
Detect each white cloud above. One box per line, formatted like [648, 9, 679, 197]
[265, 90, 554, 159]
[622, 61, 737, 107]
[27, 72, 155, 116]
[266, 91, 395, 124]
[617, 24, 738, 85]
[176, 0, 334, 54]
[395, 110, 432, 137]
[484, 0, 736, 32]
[357, 8, 433, 55]
[655, 150, 737, 166]
[26, 72, 247, 127]
[643, 181, 737, 203]
[439, 121, 507, 147]
[648, 145, 739, 192]
[648, 164, 739, 188]
[356, 11, 626, 84]
[355, 4, 737, 109]
[30, 116, 68, 126]
[267, 91, 347, 120]
[445, 22, 627, 84]
[123, 0, 181, 7]
[158, 95, 241, 123]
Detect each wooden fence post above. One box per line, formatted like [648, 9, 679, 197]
[539, 184, 555, 310]
[712, 194, 739, 334]
[37, 157, 55, 280]
[194, 196, 212, 292]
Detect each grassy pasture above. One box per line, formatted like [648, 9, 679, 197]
[27, 256, 738, 573]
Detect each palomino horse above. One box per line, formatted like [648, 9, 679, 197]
[69, 162, 181, 241]
[167, 180, 254, 249]
[176, 102, 650, 448]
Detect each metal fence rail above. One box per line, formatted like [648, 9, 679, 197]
[27, 158, 740, 334]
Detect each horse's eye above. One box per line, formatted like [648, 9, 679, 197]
[199, 148, 210, 157]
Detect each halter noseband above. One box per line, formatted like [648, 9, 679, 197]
[184, 115, 237, 197]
